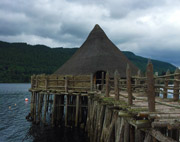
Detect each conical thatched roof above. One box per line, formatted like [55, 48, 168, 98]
[54, 24, 138, 77]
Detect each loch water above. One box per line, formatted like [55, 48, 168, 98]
[0, 83, 89, 142]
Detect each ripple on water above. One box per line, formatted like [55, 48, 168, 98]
[0, 83, 89, 142]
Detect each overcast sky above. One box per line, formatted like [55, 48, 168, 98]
[0, 0, 180, 67]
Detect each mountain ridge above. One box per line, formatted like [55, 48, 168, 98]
[0, 40, 176, 82]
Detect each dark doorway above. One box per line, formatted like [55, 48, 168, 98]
[94, 71, 106, 90]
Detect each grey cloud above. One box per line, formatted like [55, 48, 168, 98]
[0, 0, 180, 67]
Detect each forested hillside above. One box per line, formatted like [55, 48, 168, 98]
[0, 41, 176, 83]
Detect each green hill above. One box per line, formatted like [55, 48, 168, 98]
[0, 41, 176, 83]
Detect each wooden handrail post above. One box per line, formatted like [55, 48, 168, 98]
[114, 70, 119, 100]
[105, 71, 110, 97]
[146, 60, 155, 112]
[135, 70, 141, 92]
[163, 70, 170, 99]
[154, 72, 159, 97]
[173, 68, 180, 101]
[36, 75, 38, 89]
[65, 76, 68, 93]
[101, 72, 104, 90]
[90, 74, 93, 92]
[126, 64, 132, 105]
[31, 75, 35, 89]
[45, 75, 48, 90]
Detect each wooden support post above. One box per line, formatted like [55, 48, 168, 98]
[30, 92, 34, 118]
[130, 125, 135, 142]
[75, 94, 80, 127]
[164, 70, 170, 99]
[114, 70, 119, 100]
[37, 93, 43, 123]
[146, 60, 155, 112]
[65, 95, 68, 126]
[65, 76, 68, 93]
[105, 71, 110, 97]
[33, 92, 37, 123]
[52, 94, 57, 126]
[101, 72, 104, 90]
[127, 64, 133, 105]
[173, 68, 180, 101]
[90, 74, 93, 91]
[43, 94, 47, 124]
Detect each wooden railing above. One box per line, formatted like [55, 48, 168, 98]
[30, 74, 93, 93]
[30, 60, 180, 112]
[103, 61, 180, 112]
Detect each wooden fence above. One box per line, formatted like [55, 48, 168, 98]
[29, 60, 180, 113]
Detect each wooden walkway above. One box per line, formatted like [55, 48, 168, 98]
[27, 60, 180, 142]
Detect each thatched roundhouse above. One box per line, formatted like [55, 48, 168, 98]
[55, 24, 138, 81]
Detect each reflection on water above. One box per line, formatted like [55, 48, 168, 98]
[0, 83, 89, 142]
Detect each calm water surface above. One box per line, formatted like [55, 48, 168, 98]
[0, 83, 89, 142]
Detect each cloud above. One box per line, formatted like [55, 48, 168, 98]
[0, 0, 180, 66]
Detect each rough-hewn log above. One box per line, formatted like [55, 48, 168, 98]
[114, 70, 120, 100]
[127, 64, 133, 105]
[135, 129, 143, 142]
[105, 71, 110, 97]
[124, 120, 130, 142]
[173, 68, 180, 101]
[144, 133, 152, 142]
[146, 60, 155, 112]
[149, 129, 177, 142]
[130, 125, 135, 142]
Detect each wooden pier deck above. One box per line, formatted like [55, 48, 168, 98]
[27, 61, 180, 142]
